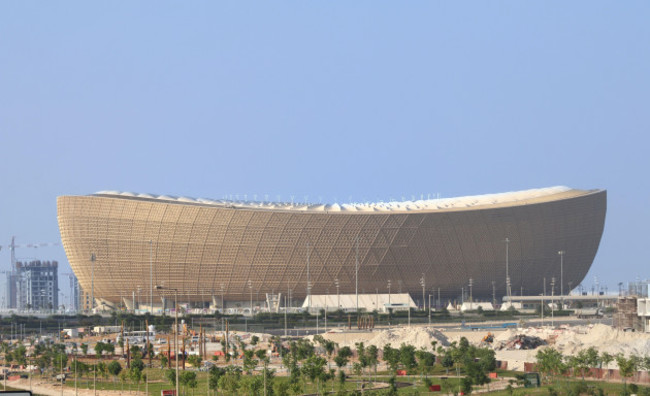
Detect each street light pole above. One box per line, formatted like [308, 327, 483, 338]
[220, 283, 225, 313]
[149, 240, 153, 315]
[504, 238, 511, 299]
[156, 285, 179, 396]
[355, 235, 359, 315]
[307, 242, 311, 313]
[420, 274, 425, 311]
[334, 278, 340, 310]
[90, 253, 96, 313]
[469, 278, 473, 311]
[550, 278, 555, 328]
[387, 280, 391, 308]
[248, 280, 253, 316]
[558, 250, 565, 297]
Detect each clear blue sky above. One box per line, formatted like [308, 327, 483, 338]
[1, 2, 648, 303]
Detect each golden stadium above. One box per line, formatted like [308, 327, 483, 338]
[57, 186, 606, 310]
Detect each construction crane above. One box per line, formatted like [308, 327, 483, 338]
[0, 236, 60, 273]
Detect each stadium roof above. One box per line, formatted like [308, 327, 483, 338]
[93, 186, 598, 213]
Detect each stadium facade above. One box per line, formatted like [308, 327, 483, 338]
[57, 186, 606, 310]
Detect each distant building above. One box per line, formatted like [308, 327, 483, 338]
[16, 260, 58, 310]
[5, 272, 19, 309]
[301, 293, 416, 313]
[628, 280, 650, 298]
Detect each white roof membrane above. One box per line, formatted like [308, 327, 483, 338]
[94, 186, 584, 213]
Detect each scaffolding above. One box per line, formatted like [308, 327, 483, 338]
[615, 296, 642, 331]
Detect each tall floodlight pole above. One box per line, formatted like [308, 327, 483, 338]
[149, 240, 153, 314]
[90, 253, 96, 312]
[387, 280, 391, 307]
[420, 274, 425, 311]
[156, 286, 179, 396]
[334, 278, 340, 310]
[306, 243, 311, 313]
[469, 278, 473, 310]
[558, 250, 565, 297]
[504, 238, 511, 299]
[220, 283, 225, 313]
[550, 278, 555, 327]
[355, 235, 360, 315]
[248, 280, 253, 315]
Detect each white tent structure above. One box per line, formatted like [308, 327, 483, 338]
[301, 293, 416, 313]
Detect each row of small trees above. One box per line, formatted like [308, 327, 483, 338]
[536, 346, 650, 395]
[200, 334, 496, 396]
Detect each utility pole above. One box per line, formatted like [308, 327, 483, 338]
[551, 277, 556, 327]
[420, 274, 426, 311]
[504, 238, 511, 300]
[220, 283, 225, 313]
[149, 240, 153, 314]
[248, 280, 253, 315]
[90, 253, 96, 313]
[387, 280, 391, 308]
[355, 235, 360, 315]
[335, 278, 340, 310]
[284, 295, 287, 337]
[469, 278, 473, 310]
[558, 250, 565, 297]
[307, 242, 311, 313]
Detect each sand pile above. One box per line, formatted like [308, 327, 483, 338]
[552, 324, 650, 357]
[492, 324, 650, 358]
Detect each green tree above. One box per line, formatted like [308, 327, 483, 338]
[80, 343, 88, 356]
[103, 343, 115, 356]
[617, 354, 637, 395]
[243, 350, 259, 374]
[600, 351, 614, 380]
[567, 350, 590, 380]
[382, 344, 401, 374]
[274, 379, 290, 396]
[107, 360, 122, 382]
[94, 342, 105, 359]
[302, 355, 327, 393]
[13, 344, 27, 366]
[180, 371, 197, 395]
[241, 375, 263, 396]
[131, 357, 145, 372]
[129, 366, 142, 393]
[415, 348, 436, 381]
[208, 366, 226, 393]
[365, 344, 379, 382]
[334, 345, 353, 384]
[187, 354, 202, 368]
[399, 344, 417, 371]
[536, 348, 566, 385]
[166, 368, 177, 386]
[441, 350, 454, 375]
[218, 365, 242, 395]
[461, 376, 474, 395]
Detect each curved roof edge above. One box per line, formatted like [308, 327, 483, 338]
[87, 186, 604, 213]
